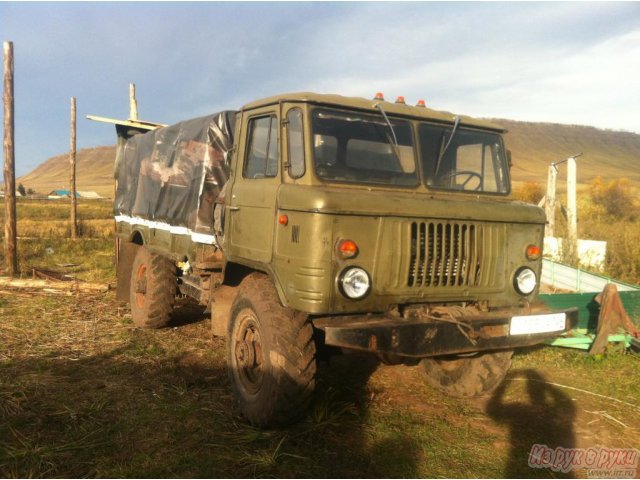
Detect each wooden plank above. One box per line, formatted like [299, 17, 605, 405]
[546, 334, 631, 350]
[85, 114, 165, 130]
[0, 277, 109, 292]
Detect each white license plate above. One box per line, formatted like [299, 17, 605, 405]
[509, 313, 566, 335]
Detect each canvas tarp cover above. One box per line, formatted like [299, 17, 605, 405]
[115, 111, 236, 233]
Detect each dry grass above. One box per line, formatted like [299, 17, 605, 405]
[1, 197, 639, 478]
[500, 120, 640, 189]
[17, 219, 114, 239]
[0, 199, 115, 283]
[547, 186, 640, 285]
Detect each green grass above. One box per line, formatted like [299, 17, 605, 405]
[1, 291, 639, 478]
[512, 346, 640, 407]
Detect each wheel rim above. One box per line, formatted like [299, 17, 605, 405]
[234, 310, 264, 395]
[134, 263, 147, 308]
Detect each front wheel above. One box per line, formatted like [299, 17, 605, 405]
[421, 350, 513, 398]
[227, 273, 317, 427]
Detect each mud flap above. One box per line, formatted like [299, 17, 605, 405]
[211, 285, 235, 337]
[116, 239, 140, 303]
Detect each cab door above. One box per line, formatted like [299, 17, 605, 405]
[226, 107, 280, 264]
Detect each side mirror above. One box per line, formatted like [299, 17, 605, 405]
[506, 149, 513, 170]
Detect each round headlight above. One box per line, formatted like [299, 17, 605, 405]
[514, 267, 537, 295]
[339, 267, 371, 299]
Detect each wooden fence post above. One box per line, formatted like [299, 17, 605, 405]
[566, 156, 578, 257]
[70, 96, 78, 239]
[545, 164, 557, 238]
[129, 83, 138, 121]
[3, 41, 17, 276]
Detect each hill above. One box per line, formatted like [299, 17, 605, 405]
[497, 120, 640, 189]
[18, 146, 116, 197]
[17, 120, 640, 197]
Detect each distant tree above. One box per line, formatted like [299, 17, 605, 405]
[17, 183, 26, 196]
[513, 181, 545, 205]
[27, 188, 35, 195]
[589, 176, 636, 220]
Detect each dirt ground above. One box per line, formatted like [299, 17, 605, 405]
[1, 288, 639, 478]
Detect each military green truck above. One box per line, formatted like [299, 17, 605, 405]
[102, 92, 577, 427]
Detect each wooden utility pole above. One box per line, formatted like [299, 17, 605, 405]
[3, 41, 17, 276]
[129, 83, 138, 120]
[70, 96, 78, 239]
[545, 164, 557, 238]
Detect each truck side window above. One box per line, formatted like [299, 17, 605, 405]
[287, 109, 305, 178]
[244, 115, 278, 179]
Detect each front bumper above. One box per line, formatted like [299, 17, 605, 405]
[313, 307, 579, 357]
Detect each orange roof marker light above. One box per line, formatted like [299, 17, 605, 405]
[416, 99, 426, 108]
[278, 214, 288, 226]
[373, 92, 385, 101]
[395, 96, 406, 104]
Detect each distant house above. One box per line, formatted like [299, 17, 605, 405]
[48, 189, 78, 199]
[77, 191, 103, 199]
[47, 189, 102, 199]
[0, 190, 24, 197]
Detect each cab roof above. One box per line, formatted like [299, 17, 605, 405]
[241, 92, 506, 133]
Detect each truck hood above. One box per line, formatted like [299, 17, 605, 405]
[277, 184, 546, 225]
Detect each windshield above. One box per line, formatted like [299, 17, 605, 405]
[419, 123, 509, 193]
[311, 109, 418, 187]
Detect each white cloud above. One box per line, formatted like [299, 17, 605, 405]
[301, 6, 640, 133]
[3, 2, 639, 176]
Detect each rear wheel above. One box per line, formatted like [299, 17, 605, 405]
[227, 273, 316, 427]
[421, 350, 513, 398]
[129, 247, 176, 329]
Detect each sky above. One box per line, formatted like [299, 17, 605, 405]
[1, 1, 639, 176]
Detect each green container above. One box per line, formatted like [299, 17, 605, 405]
[539, 291, 640, 332]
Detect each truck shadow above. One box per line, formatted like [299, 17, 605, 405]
[167, 299, 208, 327]
[486, 368, 577, 478]
[0, 343, 418, 478]
[314, 351, 422, 476]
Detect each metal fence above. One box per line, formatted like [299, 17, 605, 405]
[541, 259, 639, 293]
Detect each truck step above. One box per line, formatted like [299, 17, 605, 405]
[178, 274, 208, 305]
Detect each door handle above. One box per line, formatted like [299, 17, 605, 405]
[228, 206, 240, 211]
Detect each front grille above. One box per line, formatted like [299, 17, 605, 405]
[407, 221, 496, 288]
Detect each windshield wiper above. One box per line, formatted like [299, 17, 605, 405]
[435, 115, 460, 176]
[374, 103, 402, 163]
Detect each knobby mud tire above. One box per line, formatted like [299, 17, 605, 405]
[227, 273, 317, 428]
[129, 247, 176, 329]
[421, 350, 513, 398]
